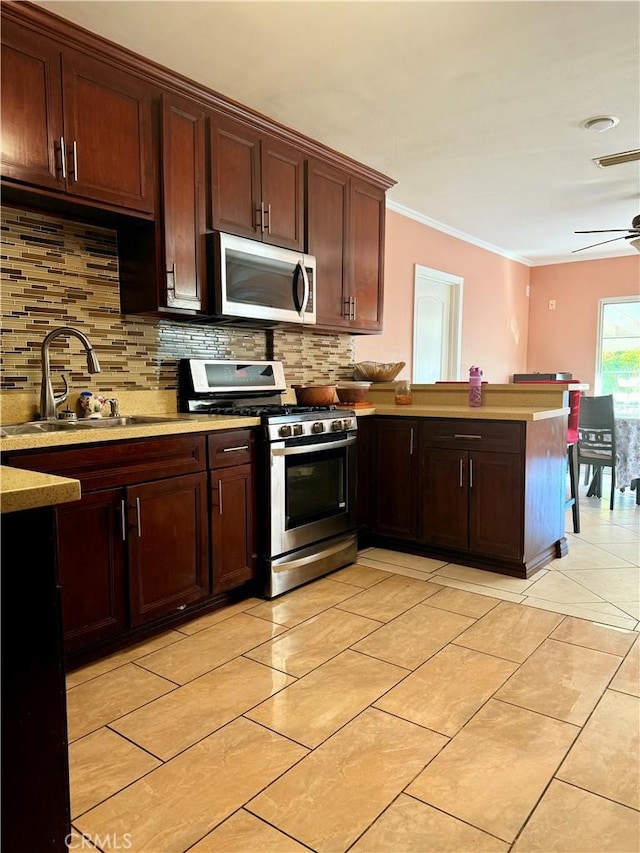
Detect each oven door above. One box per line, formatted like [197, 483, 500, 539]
[269, 432, 356, 557]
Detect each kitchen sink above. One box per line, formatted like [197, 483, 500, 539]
[1, 415, 192, 436]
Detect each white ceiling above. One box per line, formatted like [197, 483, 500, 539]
[33, 0, 640, 266]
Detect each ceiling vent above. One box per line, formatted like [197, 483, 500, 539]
[593, 149, 640, 168]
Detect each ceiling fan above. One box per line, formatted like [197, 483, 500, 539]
[572, 214, 640, 253]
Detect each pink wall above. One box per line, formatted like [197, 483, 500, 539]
[528, 256, 640, 391]
[355, 210, 531, 383]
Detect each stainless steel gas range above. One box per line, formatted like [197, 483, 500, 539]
[180, 359, 358, 597]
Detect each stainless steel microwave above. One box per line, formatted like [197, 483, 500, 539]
[208, 231, 316, 326]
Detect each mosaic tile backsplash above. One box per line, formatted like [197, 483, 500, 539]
[0, 208, 355, 403]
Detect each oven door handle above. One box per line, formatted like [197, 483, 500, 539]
[271, 436, 356, 456]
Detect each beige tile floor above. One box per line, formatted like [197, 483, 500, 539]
[67, 479, 639, 852]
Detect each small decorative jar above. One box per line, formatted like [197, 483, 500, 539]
[395, 380, 412, 405]
[79, 391, 105, 418]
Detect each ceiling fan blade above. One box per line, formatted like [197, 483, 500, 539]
[571, 235, 630, 253]
[574, 229, 634, 234]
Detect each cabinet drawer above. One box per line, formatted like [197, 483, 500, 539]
[419, 419, 523, 453]
[6, 434, 206, 490]
[208, 429, 256, 468]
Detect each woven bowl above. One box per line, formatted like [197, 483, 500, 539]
[353, 361, 406, 382]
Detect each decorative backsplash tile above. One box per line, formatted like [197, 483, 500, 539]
[0, 207, 355, 400]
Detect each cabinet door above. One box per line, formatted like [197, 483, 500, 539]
[128, 472, 210, 626]
[61, 49, 154, 212]
[307, 158, 350, 328]
[349, 179, 385, 332]
[356, 417, 373, 533]
[1, 20, 64, 190]
[209, 113, 261, 239]
[211, 464, 256, 594]
[56, 488, 126, 652]
[469, 451, 523, 559]
[261, 135, 304, 249]
[161, 93, 208, 312]
[372, 418, 418, 540]
[420, 447, 468, 550]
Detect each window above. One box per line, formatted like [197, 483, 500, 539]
[596, 298, 640, 414]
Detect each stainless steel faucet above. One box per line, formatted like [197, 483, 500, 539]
[40, 326, 101, 420]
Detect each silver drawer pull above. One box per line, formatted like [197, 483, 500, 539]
[136, 496, 142, 537]
[470, 458, 474, 488]
[222, 445, 249, 453]
[177, 603, 187, 611]
[218, 479, 223, 514]
[120, 499, 126, 541]
[454, 433, 483, 440]
[459, 458, 464, 488]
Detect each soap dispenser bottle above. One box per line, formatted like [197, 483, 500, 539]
[469, 366, 483, 407]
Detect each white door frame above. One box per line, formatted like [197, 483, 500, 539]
[412, 264, 463, 382]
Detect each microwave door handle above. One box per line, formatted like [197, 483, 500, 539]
[300, 260, 310, 315]
[292, 263, 303, 315]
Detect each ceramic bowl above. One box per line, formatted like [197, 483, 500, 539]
[336, 381, 372, 403]
[292, 385, 337, 406]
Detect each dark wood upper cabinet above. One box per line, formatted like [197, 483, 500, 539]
[349, 179, 385, 331]
[60, 49, 154, 213]
[307, 160, 385, 332]
[161, 92, 208, 312]
[1, 17, 154, 214]
[1, 18, 64, 190]
[210, 112, 304, 250]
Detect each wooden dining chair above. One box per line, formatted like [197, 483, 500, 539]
[577, 394, 617, 510]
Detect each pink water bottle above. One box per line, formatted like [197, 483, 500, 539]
[469, 366, 483, 407]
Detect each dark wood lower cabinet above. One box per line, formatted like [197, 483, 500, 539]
[56, 487, 126, 652]
[211, 464, 256, 594]
[5, 430, 259, 661]
[365, 415, 565, 578]
[372, 418, 418, 540]
[128, 472, 210, 626]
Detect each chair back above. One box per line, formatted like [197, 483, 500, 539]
[511, 379, 581, 445]
[578, 395, 616, 463]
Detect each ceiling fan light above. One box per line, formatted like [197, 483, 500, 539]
[580, 115, 619, 133]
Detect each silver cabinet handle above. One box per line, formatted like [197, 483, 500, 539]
[351, 296, 355, 320]
[410, 427, 414, 455]
[59, 136, 67, 179]
[343, 298, 351, 319]
[352, 296, 357, 321]
[459, 458, 464, 488]
[454, 434, 482, 440]
[222, 445, 249, 453]
[177, 603, 187, 611]
[120, 499, 126, 541]
[259, 201, 266, 233]
[135, 496, 142, 537]
[469, 458, 474, 488]
[72, 140, 78, 182]
[218, 479, 223, 514]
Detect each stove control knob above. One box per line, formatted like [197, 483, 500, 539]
[311, 422, 325, 434]
[331, 419, 343, 431]
[279, 425, 292, 437]
[292, 423, 303, 436]
[342, 418, 353, 430]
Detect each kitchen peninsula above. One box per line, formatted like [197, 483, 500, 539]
[357, 382, 573, 579]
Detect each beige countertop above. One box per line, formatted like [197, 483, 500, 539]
[1, 465, 81, 514]
[366, 404, 569, 421]
[0, 413, 261, 453]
